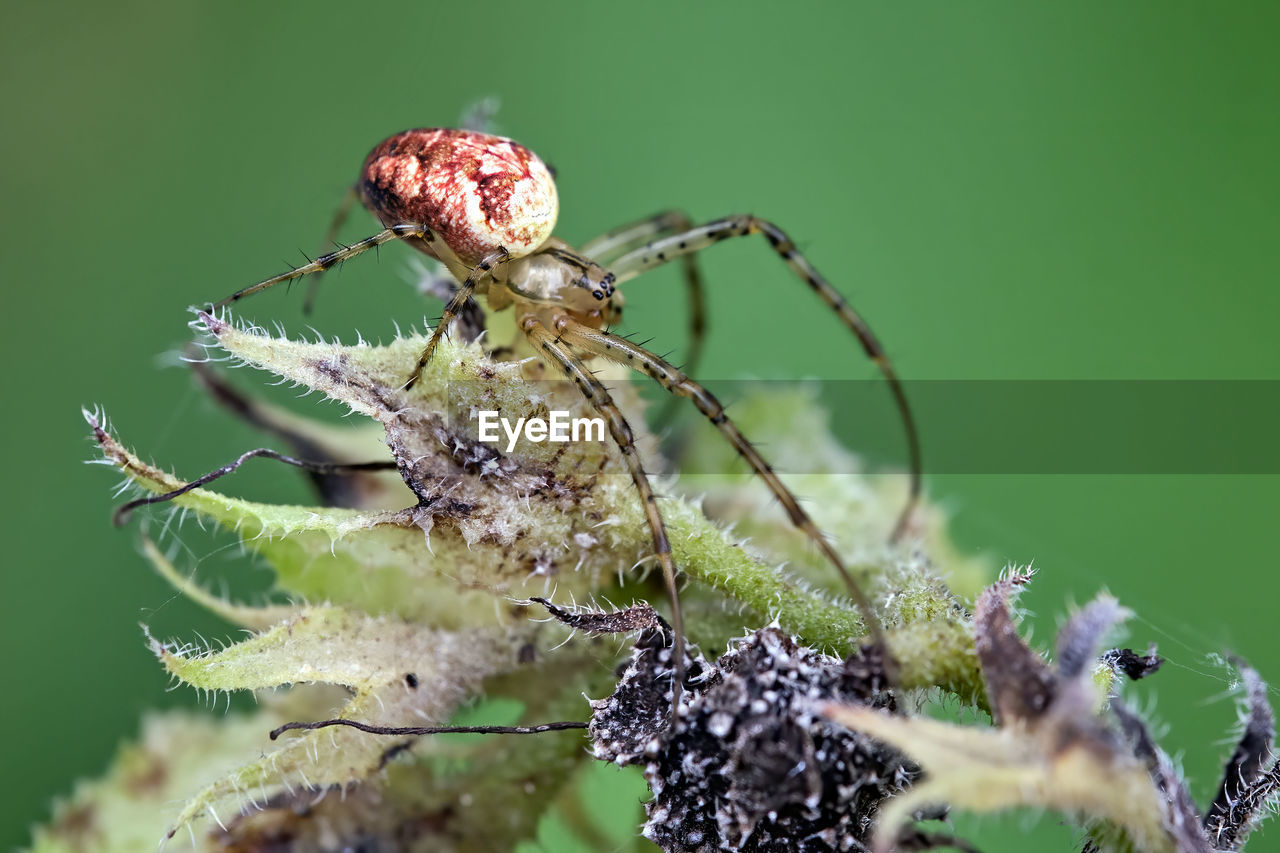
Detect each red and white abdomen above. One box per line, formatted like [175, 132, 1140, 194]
[359, 128, 558, 264]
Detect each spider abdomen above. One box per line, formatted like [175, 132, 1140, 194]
[359, 128, 558, 265]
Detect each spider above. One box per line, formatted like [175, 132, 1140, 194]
[146, 128, 922, 691]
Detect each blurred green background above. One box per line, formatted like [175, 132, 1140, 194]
[3, 2, 1277, 850]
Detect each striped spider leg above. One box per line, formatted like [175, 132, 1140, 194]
[402, 247, 510, 390]
[301, 184, 359, 314]
[301, 184, 488, 334]
[606, 214, 923, 542]
[580, 210, 707, 387]
[213, 222, 437, 308]
[519, 314, 689, 697]
[547, 313, 890, 655]
[210, 220, 510, 392]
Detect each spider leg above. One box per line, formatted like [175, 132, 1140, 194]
[607, 215, 922, 542]
[520, 315, 688, 713]
[581, 210, 695, 263]
[302, 184, 359, 315]
[552, 315, 889, 654]
[112, 448, 396, 525]
[581, 210, 706, 385]
[213, 223, 437, 308]
[411, 266, 487, 345]
[402, 247, 511, 390]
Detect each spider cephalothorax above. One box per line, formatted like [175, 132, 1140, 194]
[169, 127, 923, 695]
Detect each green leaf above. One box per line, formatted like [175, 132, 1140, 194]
[827, 575, 1198, 853]
[143, 606, 546, 840]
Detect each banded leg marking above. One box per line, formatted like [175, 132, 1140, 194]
[553, 316, 888, 652]
[214, 223, 434, 309]
[520, 315, 687, 712]
[403, 247, 511, 391]
[302, 184, 359, 315]
[582, 210, 707, 384]
[609, 214, 922, 541]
